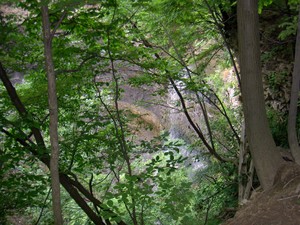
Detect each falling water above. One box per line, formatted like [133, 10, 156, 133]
[167, 77, 206, 176]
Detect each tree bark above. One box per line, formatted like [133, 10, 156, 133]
[41, 5, 63, 224]
[237, 0, 283, 190]
[0, 62, 128, 225]
[288, 8, 300, 164]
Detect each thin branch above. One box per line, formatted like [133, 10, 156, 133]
[26, 113, 50, 140]
[1, 128, 38, 155]
[89, 173, 110, 225]
[277, 194, 300, 201]
[194, 84, 240, 146]
[107, 8, 138, 224]
[0, 62, 127, 225]
[128, 21, 233, 162]
[198, 97, 216, 151]
[176, 85, 225, 162]
[138, 100, 182, 112]
[91, 36, 134, 225]
[203, 0, 241, 90]
[169, 76, 227, 162]
[94, 171, 112, 186]
[56, 55, 98, 75]
[216, 139, 235, 155]
[34, 188, 52, 225]
[1, 125, 110, 224]
[0, 117, 37, 147]
[165, 27, 219, 153]
[210, 89, 241, 145]
[203, 198, 213, 225]
[50, 10, 67, 40]
[92, 77, 127, 160]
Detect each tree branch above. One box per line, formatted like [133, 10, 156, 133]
[50, 10, 67, 41]
[0, 62, 47, 152]
[0, 62, 127, 225]
[169, 77, 227, 162]
[56, 55, 98, 75]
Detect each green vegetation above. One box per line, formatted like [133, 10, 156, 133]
[0, 0, 299, 224]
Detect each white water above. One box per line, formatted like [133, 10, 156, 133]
[167, 79, 206, 176]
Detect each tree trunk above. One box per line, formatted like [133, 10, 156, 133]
[41, 5, 63, 224]
[237, 0, 283, 190]
[288, 8, 300, 164]
[238, 121, 253, 202]
[0, 62, 129, 225]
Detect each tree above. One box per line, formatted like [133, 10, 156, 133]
[0, 2, 129, 224]
[237, 0, 284, 190]
[5, 0, 299, 223]
[0, 1, 201, 223]
[41, 3, 64, 224]
[288, 6, 300, 164]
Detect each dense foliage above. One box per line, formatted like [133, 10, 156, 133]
[0, 0, 298, 224]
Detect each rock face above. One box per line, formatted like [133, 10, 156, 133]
[223, 163, 300, 225]
[115, 63, 169, 141]
[105, 62, 202, 143]
[118, 101, 163, 141]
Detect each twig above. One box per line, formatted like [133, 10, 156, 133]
[50, 11, 67, 40]
[56, 55, 97, 74]
[203, 198, 213, 225]
[203, 0, 241, 90]
[277, 194, 300, 201]
[283, 175, 300, 189]
[34, 188, 52, 225]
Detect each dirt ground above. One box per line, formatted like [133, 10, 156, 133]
[223, 163, 300, 225]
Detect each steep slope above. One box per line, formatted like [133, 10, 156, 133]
[224, 163, 300, 225]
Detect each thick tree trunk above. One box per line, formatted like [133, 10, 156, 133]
[237, 0, 283, 190]
[288, 8, 300, 164]
[41, 5, 63, 224]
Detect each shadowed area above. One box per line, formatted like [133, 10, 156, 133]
[224, 163, 300, 225]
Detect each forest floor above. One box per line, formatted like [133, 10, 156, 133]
[223, 162, 300, 225]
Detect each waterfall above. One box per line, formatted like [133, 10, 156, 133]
[167, 77, 206, 175]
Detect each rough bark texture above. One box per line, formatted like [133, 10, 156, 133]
[41, 5, 63, 224]
[288, 8, 300, 164]
[237, 0, 283, 190]
[238, 122, 254, 202]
